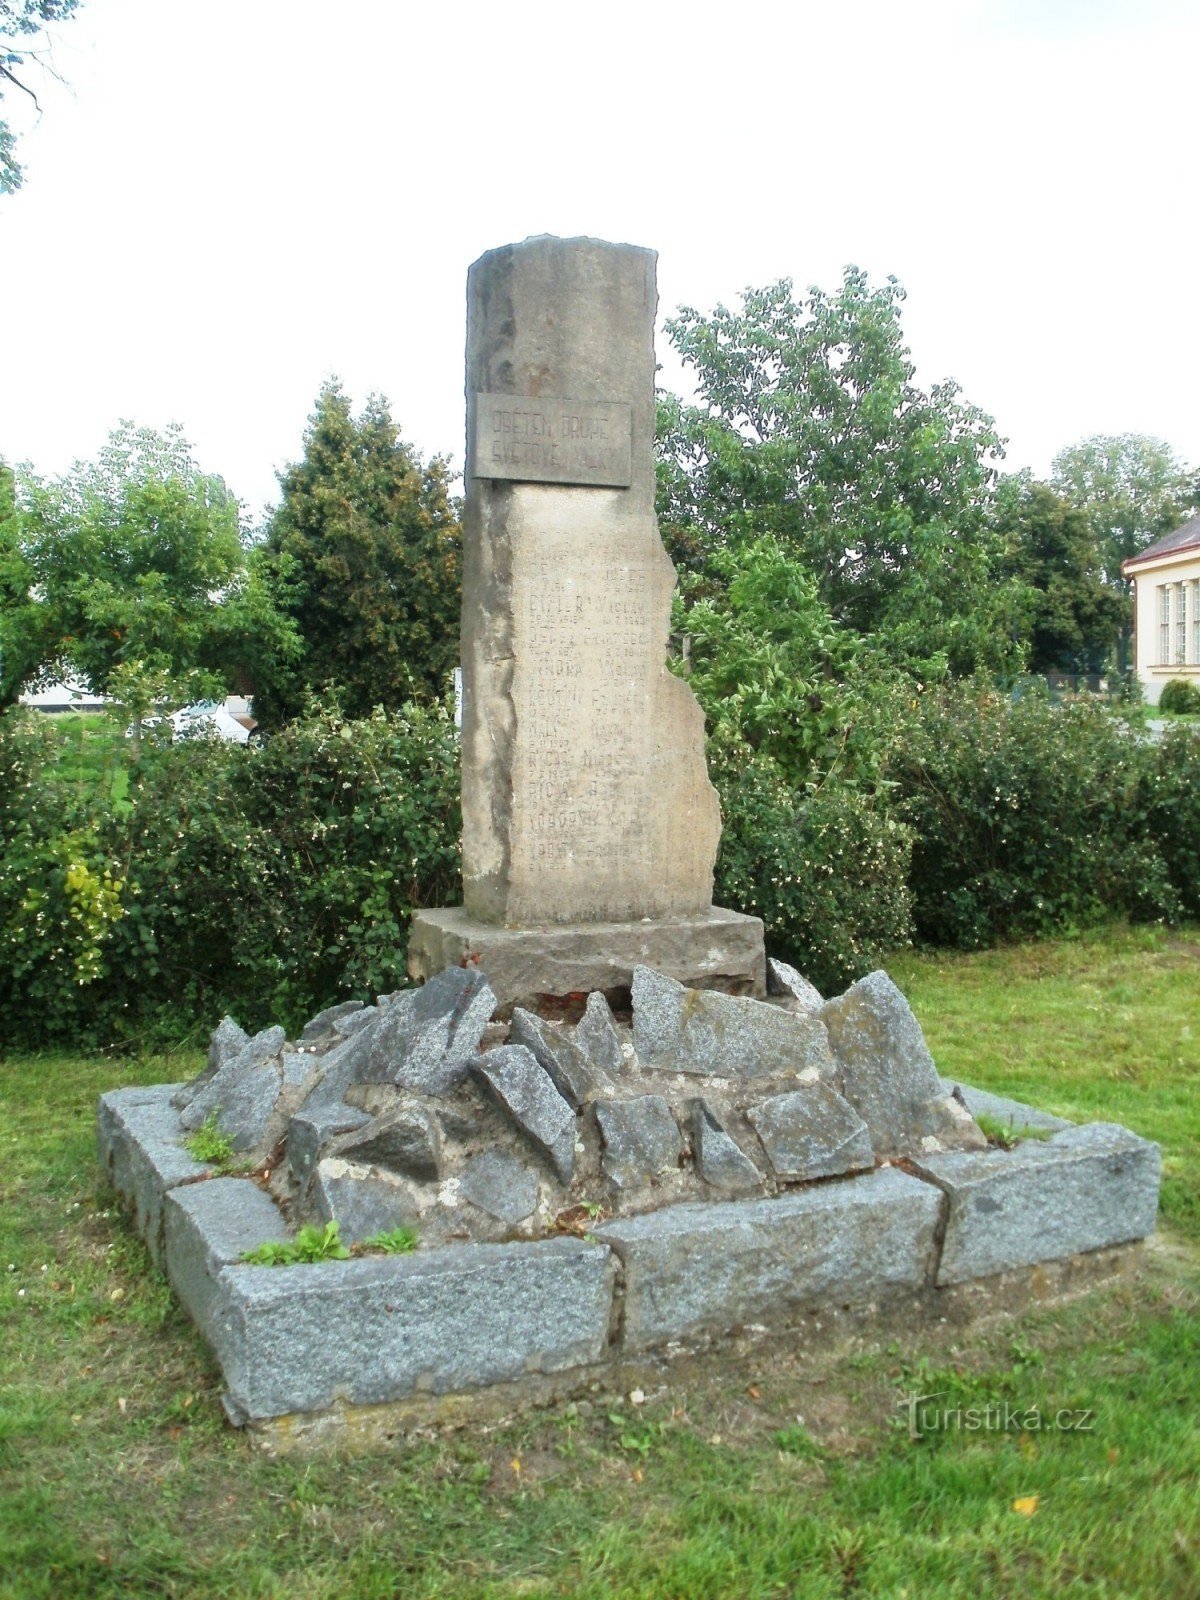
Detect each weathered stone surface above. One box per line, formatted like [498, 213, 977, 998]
[300, 1001, 364, 1043]
[164, 1177, 289, 1337]
[287, 1104, 372, 1190]
[940, 1081, 1074, 1136]
[596, 1169, 941, 1351]
[576, 990, 624, 1077]
[510, 1008, 613, 1109]
[689, 1100, 762, 1194]
[632, 966, 836, 1079]
[459, 236, 720, 928]
[98, 1084, 210, 1266]
[214, 1239, 617, 1421]
[172, 1015, 250, 1109]
[766, 959, 824, 1013]
[334, 1104, 443, 1183]
[913, 1123, 1161, 1285]
[819, 971, 944, 1155]
[179, 1025, 287, 1151]
[334, 1006, 378, 1038]
[472, 1045, 576, 1183]
[920, 1093, 989, 1152]
[310, 1159, 421, 1244]
[408, 906, 766, 1006]
[748, 1085, 874, 1181]
[596, 1096, 682, 1190]
[459, 1149, 541, 1225]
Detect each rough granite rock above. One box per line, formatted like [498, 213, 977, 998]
[172, 1015, 250, 1109]
[510, 1008, 614, 1109]
[472, 1045, 576, 1183]
[596, 1097, 682, 1190]
[920, 1093, 989, 1152]
[459, 1149, 541, 1225]
[334, 1103, 443, 1183]
[766, 959, 824, 1013]
[376, 968, 496, 1094]
[310, 1158, 421, 1243]
[178, 1025, 288, 1151]
[689, 1100, 763, 1194]
[576, 991, 624, 1077]
[913, 1122, 1161, 1284]
[819, 971, 945, 1155]
[287, 1104, 373, 1190]
[632, 966, 836, 1079]
[747, 1085, 874, 1181]
[300, 1001, 365, 1043]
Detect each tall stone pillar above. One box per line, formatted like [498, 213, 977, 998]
[409, 236, 765, 1006]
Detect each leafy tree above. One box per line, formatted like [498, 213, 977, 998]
[993, 475, 1126, 673]
[256, 380, 461, 725]
[0, 423, 296, 721]
[1, 0, 80, 194]
[1051, 434, 1199, 668]
[657, 269, 1019, 677]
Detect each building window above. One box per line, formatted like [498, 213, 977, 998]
[1177, 583, 1188, 665]
[1159, 585, 1171, 664]
[1193, 580, 1200, 664]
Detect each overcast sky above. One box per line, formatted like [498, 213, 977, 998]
[1, 0, 1197, 522]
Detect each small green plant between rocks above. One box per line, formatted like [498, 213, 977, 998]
[361, 1226, 418, 1255]
[242, 1221, 350, 1266]
[974, 1112, 1056, 1149]
[184, 1113, 236, 1169]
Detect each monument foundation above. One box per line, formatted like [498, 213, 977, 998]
[409, 234, 765, 1002]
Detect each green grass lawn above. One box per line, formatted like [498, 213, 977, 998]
[41, 712, 130, 810]
[1, 925, 1197, 1599]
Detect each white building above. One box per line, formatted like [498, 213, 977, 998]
[1123, 513, 1200, 706]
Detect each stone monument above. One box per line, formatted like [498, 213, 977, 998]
[409, 236, 766, 1006]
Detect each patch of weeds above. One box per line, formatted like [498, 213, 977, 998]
[183, 1113, 235, 1169]
[974, 1112, 1055, 1149]
[774, 1423, 823, 1459]
[241, 1221, 350, 1266]
[359, 1226, 418, 1255]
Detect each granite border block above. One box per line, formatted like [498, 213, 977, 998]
[913, 1122, 1161, 1285]
[596, 1168, 943, 1352]
[97, 1084, 211, 1265]
[214, 1238, 618, 1422]
[163, 1177, 290, 1346]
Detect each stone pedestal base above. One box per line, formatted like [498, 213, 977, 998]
[407, 905, 766, 1010]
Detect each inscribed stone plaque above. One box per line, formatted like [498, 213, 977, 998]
[459, 235, 722, 927]
[473, 394, 632, 488]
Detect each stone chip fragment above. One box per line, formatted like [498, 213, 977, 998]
[510, 1007, 613, 1109]
[819, 971, 944, 1156]
[576, 991, 624, 1077]
[471, 1045, 576, 1183]
[632, 966, 836, 1079]
[689, 1100, 762, 1194]
[596, 1096, 682, 1191]
[459, 1149, 541, 1225]
[747, 1085, 874, 1181]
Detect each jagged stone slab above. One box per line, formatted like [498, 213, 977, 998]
[576, 991, 624, 1077]
[211, 1239, 617, 1421]
[912, 1122, 1161, 1285]
[310, 1159, 421, 1243]
[689, 1100, 762, 1195]
[748, 1085, 874, 1181]
[766, 959, 824, 1013]
[510, 1008, 613, 1109]
[334, 1006, 378, 1038]
[920, 1093, 988, 1152]
[472, 1045, 576, 1183]
[334, 1104, 443, 1183]
[164, 1177, 290, 1337]
[98, 1084, 211, 1266]
[172, 1015, 250, 1109]
[287, 1103, 372, 1190]
[596, 1097, 682, 1190]
[632, 966, 836, 1079]
[300, 1001, 364, 1043]
[352, 968, 496, 1095]
[179, 1025, 287, 1152]
[459, 1149, 541, 1225]
[596, 1169, 941, 1351]
[819, 971, 944, 1156]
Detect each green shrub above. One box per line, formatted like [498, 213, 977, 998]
[712, 734, 914, 995]
[892, 682, 1178, 947]
[1140, 723, 1200, 918]
[1157, 678, 1200, 715]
